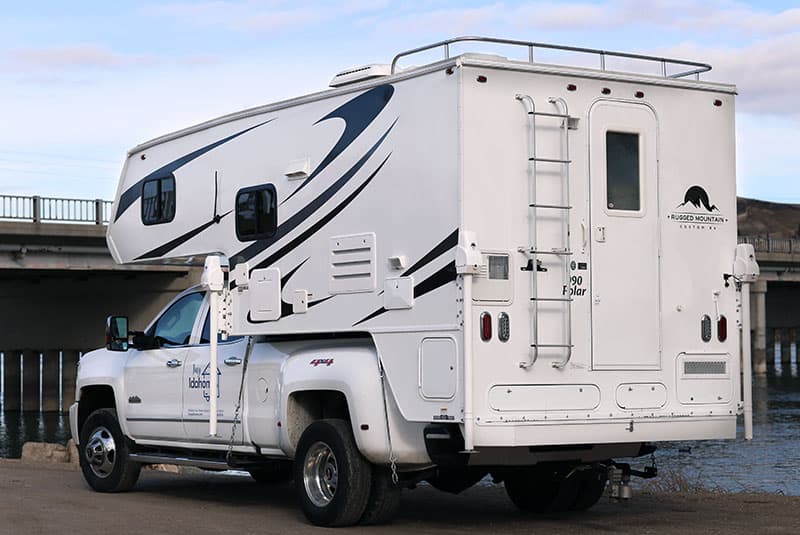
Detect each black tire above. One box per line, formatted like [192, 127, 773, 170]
[571, 469, 607, 511]
[248, 461, 293, 484]
[79, 408, 141, 493]
[360, 467, 401, 525]
[293, 419, 372, 527]
[504, 464, 581, 514]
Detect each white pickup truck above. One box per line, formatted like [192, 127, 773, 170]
[70, 285, 620, 527]
[70, 285, 420, 526]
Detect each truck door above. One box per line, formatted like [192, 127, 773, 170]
[589, 101, 661, 370]
[182, 310, 246, 444]
[124, 291, 204, 441]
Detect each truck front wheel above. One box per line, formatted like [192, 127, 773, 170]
[294, 419, 372, 527]
[79, 408, 141, 492]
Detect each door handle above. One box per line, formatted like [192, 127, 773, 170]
[224, 356, 243, 366]
[166, 359, 182, 368]
[580, 220, 588, 252]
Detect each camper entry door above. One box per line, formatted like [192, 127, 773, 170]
[589, 101, 661, 370]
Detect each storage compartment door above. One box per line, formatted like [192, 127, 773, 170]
[589, 102, 661, 370]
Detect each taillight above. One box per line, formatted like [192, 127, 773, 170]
[717, 315, 727, 342]
[498, 313, 510, 342]
[701, 315, 712, 342]
[480, 312, 492, 341]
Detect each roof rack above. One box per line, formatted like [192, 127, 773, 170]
[391, 36, 711, 80]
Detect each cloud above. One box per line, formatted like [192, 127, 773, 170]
[0, 44, 222, 87]
[355, 3, 501, 38]
[3, 44, 154, 73]
[354, 1, 799, 38]
[651, 0, 800, 35]
[661, 34, 800, 117]
[144, 0, 389, 33]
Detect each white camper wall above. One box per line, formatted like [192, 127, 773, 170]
[107, 65, 467, 422]
[459, 58, 741, 446]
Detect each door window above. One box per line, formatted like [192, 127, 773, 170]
[606, 131, 640, 211]
[200, 312, 243, 344]
[150, 292, 204, 346]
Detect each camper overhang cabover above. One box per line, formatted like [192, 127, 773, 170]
[76, 37, 757, 526]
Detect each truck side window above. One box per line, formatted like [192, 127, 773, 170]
[236, 184, 277, 241]
[142, 174, 176, 225]
[200, 312, 243, 344]
[606, 131, 640, 211]
[150, 292, 204, 346]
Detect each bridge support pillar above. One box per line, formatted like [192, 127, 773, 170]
[22, 350, 40, 411]
[42, 350, 60, 412]
[767, 328, 777, 367]
[781, 328, 793, 367]
[750, 280, 767, 374]
[2, 350, 22, 411]
[61, 350, 80, 412]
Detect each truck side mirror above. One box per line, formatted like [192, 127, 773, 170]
[106, 316, 129, 352]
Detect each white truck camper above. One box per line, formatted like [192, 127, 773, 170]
[71, 37, 760, 526]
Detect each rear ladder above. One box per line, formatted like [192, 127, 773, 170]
[515, 95, 576, 370]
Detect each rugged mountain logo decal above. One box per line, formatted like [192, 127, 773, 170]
[668, 185, 727, 230]
[677, 185, 718, 212]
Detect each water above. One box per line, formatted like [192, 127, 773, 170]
[654, 365, 800, 495]
[1, 367, 798, 494]
[0, 411, 70, 458]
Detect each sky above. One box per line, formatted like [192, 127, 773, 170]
[0, 0, 797, 203]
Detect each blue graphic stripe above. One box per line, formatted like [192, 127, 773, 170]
[115, 118, 275, 221]
[281, 85, 394, 205]
[253, 153, 391, 270]
[233, 119, 396, 264]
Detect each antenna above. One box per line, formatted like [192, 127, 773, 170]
[213, 171, 221, 223]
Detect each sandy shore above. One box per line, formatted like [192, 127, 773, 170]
[1, 458, 798, 534]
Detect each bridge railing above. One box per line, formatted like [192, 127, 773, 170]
[739, 236, 799, 254]
[0, 195, 112, 225]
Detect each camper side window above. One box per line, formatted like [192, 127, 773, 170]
[236, 184, 277, 241]
[141, 175, 176, 225]
[605, 131, 640, 211]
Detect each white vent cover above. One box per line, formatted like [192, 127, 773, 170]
[329, 64, 391, 88]
[329, 232, 376, 294]
[249, 267, 281, 322]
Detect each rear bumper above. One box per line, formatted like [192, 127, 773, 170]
[473, 415, 736, 448]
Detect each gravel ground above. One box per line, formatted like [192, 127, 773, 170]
[1, 459, 798, 534]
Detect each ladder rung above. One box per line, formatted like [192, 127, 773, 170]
[529, 157, 571, 164]
[529, 203, 572, 209]
[531, 344, 574, 348]
[526, 249, 572, 256]
[531, 297, 573, 302]
[528, 111, 570, 119]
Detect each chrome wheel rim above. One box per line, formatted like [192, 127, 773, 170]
[84, 426, 116, 478]
[303, 441, 338, 507]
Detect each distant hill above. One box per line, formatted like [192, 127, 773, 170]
[737, 197, 800, 239]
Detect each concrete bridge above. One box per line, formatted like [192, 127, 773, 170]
[742, 236, 800, 374]
[0, 195, 199, 412]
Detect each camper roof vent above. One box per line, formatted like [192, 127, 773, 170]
[329, 64, 392, 88]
